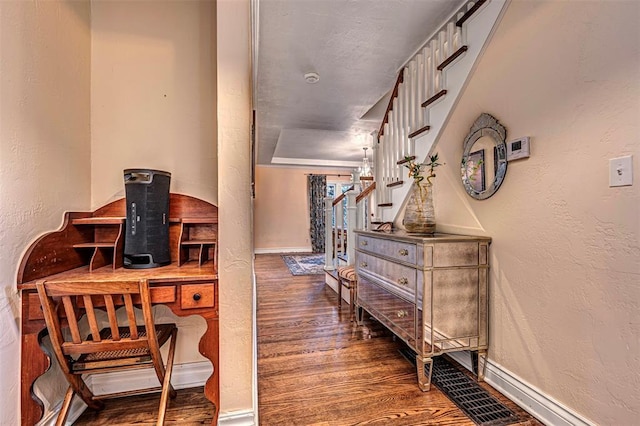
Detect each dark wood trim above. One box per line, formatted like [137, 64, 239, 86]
[360, 176, 374, 181]
[408, 125, 431, 139]
[377, 203, 393, 207]
[356, 182, 376, 203]
[332, 185, 355, 207]
[437, 46, 468, 71]
[397, 156, 416, 165]
[456, 0, 488, 27]
[421, 90, 447, 108]
[378, 69, 405, 137]
[386, 181, 404, 188]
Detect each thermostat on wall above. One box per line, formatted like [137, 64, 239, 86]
[507, 137, 530, 161]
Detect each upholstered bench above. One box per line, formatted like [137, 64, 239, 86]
[337, 265, 357, 321]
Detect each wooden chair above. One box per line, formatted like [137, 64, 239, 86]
[337, 266, 357, 321]
[36, 278, 178, 426]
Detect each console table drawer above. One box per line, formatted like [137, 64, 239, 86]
[357, 234, 417, 265]
[358, 276, 416, 347]
[357, 251, 416, 297]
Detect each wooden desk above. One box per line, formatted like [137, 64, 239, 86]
[17, 194, 219, 425]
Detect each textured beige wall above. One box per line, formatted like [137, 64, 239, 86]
[433, 1, 639, 423]
[216, 0, 254, 415]
[90, 0, 217, 208]
[254, 166, 352, 252]
[0, 1, 92, 423]
[90, 0, 217, 366]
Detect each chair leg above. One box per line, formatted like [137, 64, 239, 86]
[338, 277, 343, 308]
[65, 374, 103, 411]
[55, 386, 75, 426]
[349, 282, 356, 322]
[157, 328, 178, 425]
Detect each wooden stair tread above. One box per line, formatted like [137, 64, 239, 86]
[397, 156, 416, 165]
[378, 203, 393, 207]
[437, 46, 468, 71]
[422, 90, 448, 108]
[456, 0, 488, 27]
[386, 181, 404, 188]
[408, 125, 431, 139]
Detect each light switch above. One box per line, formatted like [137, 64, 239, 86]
[609, 155, 633, 187]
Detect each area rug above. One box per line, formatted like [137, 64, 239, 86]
[282, 254, 326, 276]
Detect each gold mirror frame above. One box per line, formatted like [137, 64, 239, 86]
[461, 113, 508, 200]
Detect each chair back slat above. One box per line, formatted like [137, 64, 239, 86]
[104, 295, 121, 340]
[36, 279, 153, 358]
[123, 293, 139, 339]
[62, 296, 82, 344]
[83, 295, 102, 342]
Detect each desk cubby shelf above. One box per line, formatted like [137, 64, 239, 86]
[177, 217, 218, 268]
[71, 216, 125, 271]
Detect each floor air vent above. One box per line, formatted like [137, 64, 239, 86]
[399, 348, 520, 426]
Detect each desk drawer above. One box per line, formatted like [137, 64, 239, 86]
[358, 276, 416, 347]
[181, 283, 216, 310]
[357, 234, 416, 265]
[357, 251, 416, 297]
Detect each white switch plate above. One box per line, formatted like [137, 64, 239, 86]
[609, 155, 633, 187]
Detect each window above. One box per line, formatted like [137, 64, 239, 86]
[327, 183, 351, 228]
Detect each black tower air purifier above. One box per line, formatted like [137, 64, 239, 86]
[123, 169, 171, 269]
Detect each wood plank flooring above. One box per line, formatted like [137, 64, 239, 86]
[256, 253, 543, 426]
[74, 253, 543, 425]
[74, 386, 213, 425]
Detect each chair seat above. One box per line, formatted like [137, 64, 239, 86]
[336, 266, 357, 321]
[337, 266, 356, 286]
[73, 323, 176, 372]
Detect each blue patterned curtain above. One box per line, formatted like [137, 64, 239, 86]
[307, 175, 326, 253]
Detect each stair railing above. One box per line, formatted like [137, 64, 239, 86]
[370, 0, 506, 224]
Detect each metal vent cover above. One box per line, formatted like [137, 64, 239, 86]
[400, 348, 519, 426]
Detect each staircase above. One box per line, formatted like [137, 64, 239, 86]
[325, 0, 507, 272]
[373, 0, 507, 223]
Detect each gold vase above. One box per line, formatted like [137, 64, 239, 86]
[402, 181, 436, 234]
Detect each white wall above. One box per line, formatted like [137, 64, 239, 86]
[433, 1, 639, 424]
[0, 1, 92, 423]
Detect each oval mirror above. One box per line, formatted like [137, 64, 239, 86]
[461, 113, 508, 200]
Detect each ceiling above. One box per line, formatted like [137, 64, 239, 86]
[254, 0, 464, 168]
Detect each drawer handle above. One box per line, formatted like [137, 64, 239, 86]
[396, 310, 408, 318]
[359, 262, 368, 268]
[398, 249, 409, 256]
[397, 277, 409, 286]
[192, 293, 202, 301]
[360, 240, 368, 246]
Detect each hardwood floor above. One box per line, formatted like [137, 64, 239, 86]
[74, 386, 213, 425]
[256, 253, 542, 426]
[74, 253, 543, 425]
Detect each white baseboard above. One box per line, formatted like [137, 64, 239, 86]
[254, 247, 311, 254]
[448, 352, 595, 426]
[39, 362, 257, 426]
[219, 409, 256, 426]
